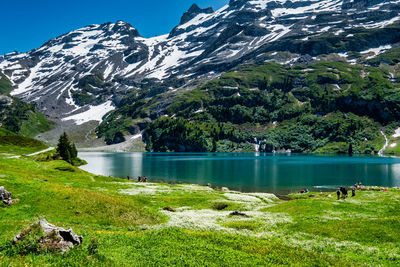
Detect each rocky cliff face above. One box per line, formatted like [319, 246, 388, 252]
[0, 0, 399, 128]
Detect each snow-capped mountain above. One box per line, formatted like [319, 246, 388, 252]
[1, 0, 400, 126]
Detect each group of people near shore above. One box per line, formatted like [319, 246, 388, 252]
[126, 175, 148, 182]
[336, 182, 363, 199]
[354, 181, 363, 190]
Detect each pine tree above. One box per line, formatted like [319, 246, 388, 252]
[66, 149, 72, 164]
[56, 132, 70, 160]
[56, 132, 77, 164]
[71, 143, 78, 158]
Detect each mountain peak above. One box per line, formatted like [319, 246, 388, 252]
[179, 3, 214, 25]
[110, 21, 140, 37]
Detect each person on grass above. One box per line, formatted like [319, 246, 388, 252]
[340, 187, 348, 199]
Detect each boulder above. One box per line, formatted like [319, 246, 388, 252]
[13, 219, 82, 253]
[163, 206, 175, 212]
[229, 210, 249, 217]
[0, 186, 12, 205]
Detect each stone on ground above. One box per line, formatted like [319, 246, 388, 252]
[13, 219, 82, 253]
[0, 186, 12, 205]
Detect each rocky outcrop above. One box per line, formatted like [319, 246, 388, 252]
[13, 219, 83, 253]
[0, 186, 12, 205]
[179, 4, 214, 25]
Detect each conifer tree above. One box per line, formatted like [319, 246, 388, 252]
[56, 132, 77, 164]
[56, 132, 70, 160]
[71, 143, 78, 158]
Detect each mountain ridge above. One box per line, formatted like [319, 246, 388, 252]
[1, 0, 400, 149]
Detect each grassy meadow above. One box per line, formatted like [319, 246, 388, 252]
[0, 133, 399, 266]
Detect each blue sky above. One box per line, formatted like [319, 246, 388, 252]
[0, 0, 228, 55]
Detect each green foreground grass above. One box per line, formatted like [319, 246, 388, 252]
[0, 151, 399, 265]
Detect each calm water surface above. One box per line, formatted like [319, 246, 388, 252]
[79, 152, 400, 193]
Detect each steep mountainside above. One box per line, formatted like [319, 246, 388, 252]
[1, 0, 400, 150]
[100, 60, 400, 153]
[1, 0, 400, 121]
[0, 72, 53, 137]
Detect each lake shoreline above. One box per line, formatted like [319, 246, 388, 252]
[96, 173, 400, 197]
[78, 151, 400, 194]
[78, 148, 400, 157]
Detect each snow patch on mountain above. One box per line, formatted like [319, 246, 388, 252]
[271, 0, 342, 17]
[62, 101, 115, 125]
[364, 16, 400, 29]
[1, 0, 400, 128]
[360, 44, 392, 59]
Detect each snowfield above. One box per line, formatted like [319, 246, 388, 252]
[62, 101, 115, 125]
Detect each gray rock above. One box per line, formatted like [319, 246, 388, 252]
[13, 219, 82, 253]
[0, 186, 12, 205]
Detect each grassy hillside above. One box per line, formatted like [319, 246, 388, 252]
[98, 60, 400, 153]
[0, 98, 54, 138]
[0, 128, 48, 156]
[0, 151, 399, 265]
[0, 72, 54, 137]
[0, 72, 13, 95]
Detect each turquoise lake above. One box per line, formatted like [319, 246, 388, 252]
[78, 152, 400, 193]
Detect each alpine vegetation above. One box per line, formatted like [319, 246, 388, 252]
[0, 0, 400, 153]
[0, 1, 400, 265]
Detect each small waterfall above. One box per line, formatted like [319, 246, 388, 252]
[378, 130, 389, 156]
[254, 137, 260, 152]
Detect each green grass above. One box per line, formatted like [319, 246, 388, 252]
[0, 228, 344, 266]
[262, 191, 400, 263]
[0, 128, 48, 156]
[384, 135, 400, 155]
[314, 142, 349, 154]
[0, 72, 54, 137]
[19, 110, 54, 138]
[0, 72, 13, 95]
[0, 144, 399, 265]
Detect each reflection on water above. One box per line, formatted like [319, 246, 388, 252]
[79, 152, 400, 193]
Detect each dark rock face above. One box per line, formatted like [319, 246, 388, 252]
[0, 186, 12, 205]
[180, 4, 214, 25]
[13, 219, 83, 253]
